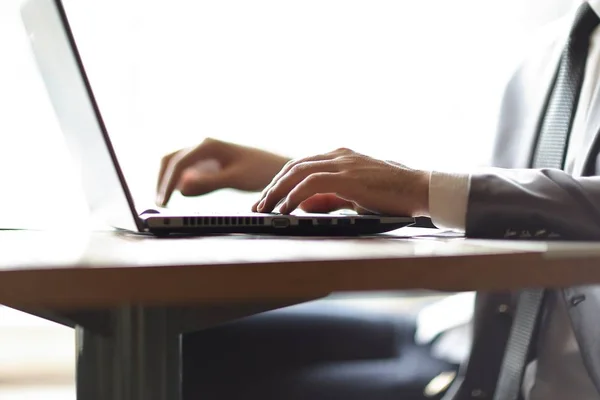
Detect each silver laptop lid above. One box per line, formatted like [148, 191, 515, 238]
[21, 0, 142, 231]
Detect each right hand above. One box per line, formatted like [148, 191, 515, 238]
[156, 138, 290, 206]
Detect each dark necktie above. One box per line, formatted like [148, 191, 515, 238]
[493, 4, 600, 400]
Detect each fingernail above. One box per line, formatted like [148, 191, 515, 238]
[156, 194, 164, 206]
[257, 199, 266, 211]
[279, 202, 288, 214]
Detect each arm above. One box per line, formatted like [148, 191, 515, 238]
[467, 168, 600, 240]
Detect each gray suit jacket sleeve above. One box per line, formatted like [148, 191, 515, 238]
[466, 168, 600, 240]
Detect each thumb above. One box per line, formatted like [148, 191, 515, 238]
[299, 193, 355, 213]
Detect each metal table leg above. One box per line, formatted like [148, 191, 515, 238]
[69, 298, 322, 400]
[76, 306, 181, 400]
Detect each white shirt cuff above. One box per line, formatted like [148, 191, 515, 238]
[429, 171, 470, 232]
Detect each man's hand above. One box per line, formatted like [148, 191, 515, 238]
[251, 148, 430, 217]
[156, 138, 289, 206]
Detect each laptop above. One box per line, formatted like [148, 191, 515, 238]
[20, 0, 414, 236]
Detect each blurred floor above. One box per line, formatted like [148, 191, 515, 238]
[0, 306, 74, 400]
[0, 385, 74, 400]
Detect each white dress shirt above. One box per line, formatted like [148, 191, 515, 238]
[428, 1, 600, 398]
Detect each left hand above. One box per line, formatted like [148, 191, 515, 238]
[251, 148, 430, 217]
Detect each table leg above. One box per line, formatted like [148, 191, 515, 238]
[75, 326, 114, 400]
[76, 306, 181, 400]
[69, 299, 322, 399]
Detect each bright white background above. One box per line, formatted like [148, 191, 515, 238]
[0, 0, 574, 227]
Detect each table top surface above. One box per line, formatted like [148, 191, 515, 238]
[1, 227, 599, 310]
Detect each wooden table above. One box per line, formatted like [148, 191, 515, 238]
[1, 228, 599, 400]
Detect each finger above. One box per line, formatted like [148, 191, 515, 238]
[157, 141, 224, 206]
[251, 157, 331, 211]
[253, 155, 330, 208]
[298, 193, 354, 213]
[255, 160, 340, 213]
[157, 149, 193, 206]
[255, 148, 351, 207]
[279, 172, 349, 214]
[156, 150, 178, 194]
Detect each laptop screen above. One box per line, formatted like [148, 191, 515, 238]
[21, 0, 142, 231]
